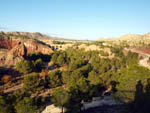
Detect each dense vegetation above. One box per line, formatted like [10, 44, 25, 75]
[0, 45, 150, 113]
[52, 41, 67, 44]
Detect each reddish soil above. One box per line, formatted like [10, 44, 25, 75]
[134, 48, 150, 54]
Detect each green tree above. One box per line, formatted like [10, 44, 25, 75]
[57, 54, 66, 66]
[77, 64, 92, 78]
[27, 52, 51, 62]
[67, 69, 85, 88]
[99, 50, 109, 56]
[51, 51, 68, 66]
[69, 59, 87, 71]
[16, 60, 34, 74]
[88, 71, 103, 86]
[23, 73, 44, 94]
[90, 57, 101, 73]
[15, 97, 37, 113]
[66, 88, 82, 113]
[0, 96, 13, 113]
[51, 52, 58, 63]
[76, 78, 91, 101]
[11, 90, 31, 104]
[62, 70, 72, 84]
[46, 70, 62, 88]
[34, 58, 44, 72]
[111, 47, 123, 57]
[51, 87, 70, 113]
[116, 65, 150, 102]
[68, 77, 91, 101]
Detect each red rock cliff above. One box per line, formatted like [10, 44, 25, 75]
[0, 33, 53, 66]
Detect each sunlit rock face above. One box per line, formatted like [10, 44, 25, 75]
[4, 41, 26, 66]
[0, 32, 53, 67]
[0, 36, 18, 49]
[23, 40, 52, 54]
[42, 104, 66, 113]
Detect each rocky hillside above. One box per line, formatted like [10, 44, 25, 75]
[6, 31, 73, 41]
[99, 33, 150, 46]
[119, 33, 150, 42]
[0, 32, 53, 67]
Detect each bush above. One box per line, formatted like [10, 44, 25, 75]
[15, 97, 37, 113]
[27, 52, 51, 62]
[62, 71, 72, 84]
[0, 88, 3, 95]
[46, 70, 62, 88]
[16, 60, 34, 74]
[0, 96, 13, 113]
[111, 47, 123, 57]
[88, 71, 103, 86]
[115, 65, 150, 102]
[51, 87, 69, 113]
[23, 73, 44, 93]
[51, 51, 68, 66]
[52, 41, 66, 44]
[99, 50, 109, 56]
[1, 75, 12, 84]
[34, 58, 44, 72]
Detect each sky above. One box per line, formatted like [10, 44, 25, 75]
[0, 0, 150, 40]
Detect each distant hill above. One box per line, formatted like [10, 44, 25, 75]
[5, 31, 74, 41]
[118, 33, 150, 41]
[100, 33, 150, 41]
[99, 33, 150, 46]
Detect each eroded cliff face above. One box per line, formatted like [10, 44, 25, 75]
[0, 32, 53, 67]
[23, 40, 52, 54]
[3, 42, 26, 66]
[0, 35, 18, 49]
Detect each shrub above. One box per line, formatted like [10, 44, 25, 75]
[23, 73, 44, 93]
[16, 60, 34, 74]
[1, 75, 12, 84]
[99, 50, 109, 56]
[88, 71, 103, 85]
[51, 87, 69, 113]
[46, 70, 62, 88]
[15, 97, 37, 113]
[0, 96, 13, 113]
[115, 65, 150, 102]
[27, 52, 51, 62]
[34, 58, 44, 72]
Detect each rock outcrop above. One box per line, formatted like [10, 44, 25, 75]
[0, 33, 18, 49]
[4, 41, 26, 65]
[0, 32, 53, 67]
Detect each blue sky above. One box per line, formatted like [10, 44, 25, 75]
[0, 0, 150, 40]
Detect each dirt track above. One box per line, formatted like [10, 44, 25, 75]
[4, 83, 23, 94]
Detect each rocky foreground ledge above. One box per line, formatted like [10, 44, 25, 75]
[81, 104, 129, 113]
[42, 96, 125, 113]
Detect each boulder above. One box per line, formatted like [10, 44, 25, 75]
[42, 104, 66, 113]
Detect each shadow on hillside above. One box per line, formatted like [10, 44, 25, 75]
[133, 79, 150, 113]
